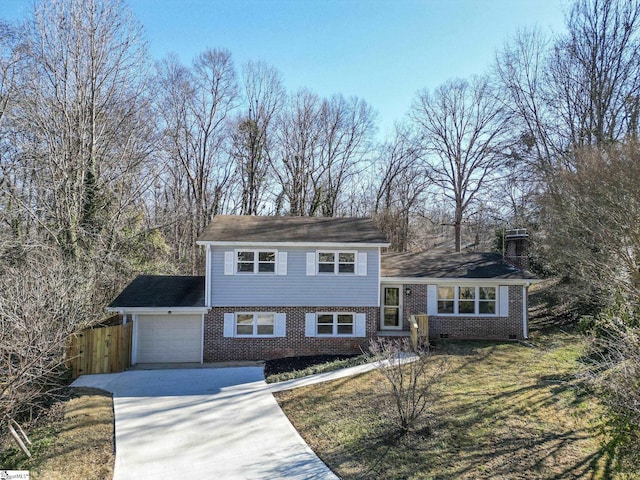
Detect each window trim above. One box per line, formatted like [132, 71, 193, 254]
[234, 249, 277, 274]
[234, 312, 276, 337]
[316, 250, 357, 275]
[315, 312, 355, 337]
[436, 285, 498, 317]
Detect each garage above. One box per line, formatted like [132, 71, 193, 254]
[137, 314, 203, 363]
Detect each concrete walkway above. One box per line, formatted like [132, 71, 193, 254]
[267, 355, 418, 393]
[72, 368, 338, 480]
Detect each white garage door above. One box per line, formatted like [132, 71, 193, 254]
[137, 314, 202, 363]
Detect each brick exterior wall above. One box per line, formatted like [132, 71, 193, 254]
[401, 284, 526, 340]
[402, 284, 428, 330]
[203, 286, 527, 361]
[204, 306, 379, 362]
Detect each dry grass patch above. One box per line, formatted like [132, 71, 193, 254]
[275, 332, 616, 479]
[0, 387, 114, 480]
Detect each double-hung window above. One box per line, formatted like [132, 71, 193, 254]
[437, 286, 497, 315]
[236, 250, 276, 274]
[235, 313, 275, 336]
[316, 313, 354, 336]
[317, 251, 356, 274]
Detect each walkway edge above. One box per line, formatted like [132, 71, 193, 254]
[268, 354, 419, 393]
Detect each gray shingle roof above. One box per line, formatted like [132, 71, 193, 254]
[109, 275, 205, 308]
[381, 251, 537, 280]
[196, 215, 389, 244]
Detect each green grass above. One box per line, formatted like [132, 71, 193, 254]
[275, 331, 621, 479]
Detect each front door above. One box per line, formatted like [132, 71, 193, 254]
[381, 286, 402, 330]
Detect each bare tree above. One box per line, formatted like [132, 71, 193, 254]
[9, 0, 154, 261]
[0, 21, 28, 241]
[411, 76, 512, 252]
[494, 29, 560, 180]
[317, 94, 376, 216]
[538, 141, 640, 306]
[549, 0, 640, 151]
[496, 0, 640, 177]
[272, 88, 323, 216]
[272, 89, 376, 217]
[155, 49, 238, 271]
[230, 61, 285, 215]
[372, 123, 427, 251]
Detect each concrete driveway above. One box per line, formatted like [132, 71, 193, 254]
[71, 367, 338, 480]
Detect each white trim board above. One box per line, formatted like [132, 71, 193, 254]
[196, 240, 389, 248]
[108, 307, 210, 314]
[380, 277, 536, 286]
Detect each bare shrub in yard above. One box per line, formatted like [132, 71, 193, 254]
[585, 303, 640, 473]
[369, 338, 445, 434]
[0, 249, 98, 437]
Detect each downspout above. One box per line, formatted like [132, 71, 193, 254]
[522, 283, 530, 339]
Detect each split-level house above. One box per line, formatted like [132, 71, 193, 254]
[109, 215, 536, 364]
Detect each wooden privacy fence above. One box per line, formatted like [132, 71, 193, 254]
[409, 314, 429, 351]
[67, 322, 132, 379]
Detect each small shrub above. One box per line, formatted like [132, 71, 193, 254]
[369, 338, 445, 434]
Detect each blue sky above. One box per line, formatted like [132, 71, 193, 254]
[1, 0, 568, 139]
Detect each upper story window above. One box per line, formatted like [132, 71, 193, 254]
[437, 286, 497, 315]
[317, 251, 356, 274]
[236, 250, 276, 274]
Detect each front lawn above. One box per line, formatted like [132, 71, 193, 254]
[275, 331, 618, 479]
[0, 387, 114, 480]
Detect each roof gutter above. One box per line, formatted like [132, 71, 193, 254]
[380, 277, 540, 285]
[196, 240, 391, 248]
[106, 307, 210, 314]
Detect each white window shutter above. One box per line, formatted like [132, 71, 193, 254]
[354, 313, 367, 337]
[499, 286, 509, 317]
[274, 313, 286, 337]
[306, 252, 316, 276]
[223, 313, 235, 337]
[357, 252, 367, 276]
[305, 313, 316, 337]
[427, 285, 438, 315]
[224, 251, 234, 275]
[277, 252, 288, 275]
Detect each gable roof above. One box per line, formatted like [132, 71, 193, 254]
[381, 251, 537, 280]
[196, 215, 389, 245]
[108, 275, 205, 309]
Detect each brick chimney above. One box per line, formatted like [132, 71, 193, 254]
[504, 229, 529, 270]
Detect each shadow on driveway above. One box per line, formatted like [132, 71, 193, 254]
[72, 368, 338, 480]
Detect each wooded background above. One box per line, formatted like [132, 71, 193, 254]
[2, 0, 640, 456]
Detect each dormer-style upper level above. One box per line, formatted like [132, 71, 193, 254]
[196, 215, 390, 308]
